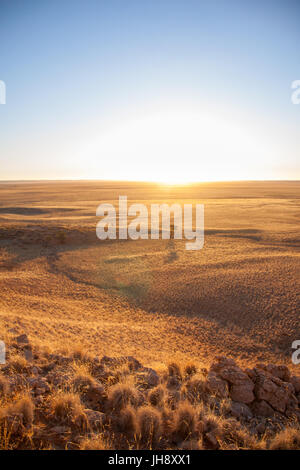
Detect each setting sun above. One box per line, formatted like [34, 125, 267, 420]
[81, 108, 272, 183]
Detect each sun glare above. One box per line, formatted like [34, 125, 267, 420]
[83, 109, 271, 183]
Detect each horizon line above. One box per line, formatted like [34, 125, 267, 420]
[0, 178, 299, 185]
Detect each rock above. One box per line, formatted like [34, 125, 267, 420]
[205, 431, 219, 449]
[255, 422, 266, 434]
[251, 400, 275, 417]
[46, 372, 70, 387]
[230, 382, 255, 404]
[210, 356, 237, 373]
[144, 368, 159, 387]
[137, 368, 159, 388]
[290, 376, 300, 394]
[211, 361, 255, 404]
[254, 370, 295, 413]
[218, 366, 253, 386]
[15, 334, 29, 345]
[256, 363, 291, 382]
[32, 366, 40, 376]
[230, 401, 253, 419]
[23, 348, 33, 362]
[205, 372, 229, 398]
[100, 355, 142, 371]
[84, 409, 106, 430]
[28, 377, 50, 395]
[50, 425, 69, 435]
[85, 385, 107, 406]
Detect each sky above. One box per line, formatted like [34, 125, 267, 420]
[0, 0, 299, 182]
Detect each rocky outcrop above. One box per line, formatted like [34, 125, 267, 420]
[209, 356, 300, 419]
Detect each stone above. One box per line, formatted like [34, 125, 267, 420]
[28, 377, 50, 394]
[251, 400, 275, 417]
[205, 371, 229, 398]
[290, 375, 300, 394]
[50, 425, 69, 434]
[210, 356, 237, 373]
[254, 370, 295, 413]
[255, 422, 266, 434]
[205, 431, 219, 449]
[256, 363, 290, 382]
[85, 385, 106, 406]
[84, 409, 106, 430]
[23, 348, 33, 362]
[230, 401, 253, 419]
[15, 334, 29, 345]
[136, 368, 159, 388]
[230, 382, 255, 404]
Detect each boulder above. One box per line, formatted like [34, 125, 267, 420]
[136, 368, 159, 388]
[230, 401, 253, 419]
[84, 409, 106, 430]
[230, 382, 255, 404]
[15, 334, 29, 345]
[210, 356, 237, 373]
[254, 369, 296, 413]
[251, 400, 275, 417]
[85, 385, 107, 406]
[205, 371, 228, 398]
[290, 375, 300, 394]
[255, 363, 290, 382]
[210, 357, 255, 404]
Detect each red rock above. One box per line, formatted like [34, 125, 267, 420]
[254, 370, 295, 413]
[205, 431, 219, 449]
[230, 383, 255, 404]
[210, 356, 236, 373]
[84, 409, 106, 430]
[290, 375, 300, 393]
[256, 364, 290, 382]
[251, 400, 275, 417]
[15, 334, 29, 345]
[230, 401, 253, 419]
[205, 372, 229, 398]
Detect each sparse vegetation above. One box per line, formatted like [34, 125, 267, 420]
[0, 181, 299, 450]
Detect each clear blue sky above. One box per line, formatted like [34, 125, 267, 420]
[0, 0, 299, 181]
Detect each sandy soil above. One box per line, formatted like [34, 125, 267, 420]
[0, 180, 299, 370]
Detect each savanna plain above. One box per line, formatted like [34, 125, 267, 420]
[0, 180, 299, 450]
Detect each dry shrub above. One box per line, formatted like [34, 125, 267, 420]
[7, 355, 28, 373]
[179, 438, 203, 450]
[137, 406, 162, 447]
[172, 402, 196, 441]
[0, 375, 10, 395]
[269, 428, 300, 450]
[80, 433, 111, 450]
[168, 363, 182, 379]
[3, 396, 35, 427]
[183, 377, 207, 404]
[0, 395, 34, 447]
[148, 385, 165, 407]
[71, 347, 93, 363]
[118, 406, 137, 437]
[203, 412, 221, 434]
[51, 392, 87, 429]
[219, 419, 261, 450]
[183, 364, 197, 379]
[107, 383, 139, 412]
[72, 373, 97, 393]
